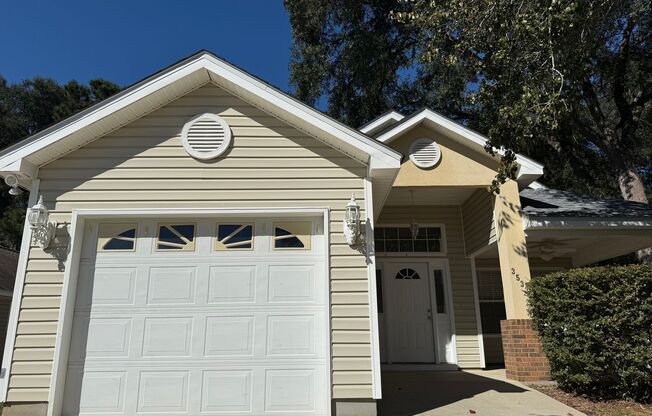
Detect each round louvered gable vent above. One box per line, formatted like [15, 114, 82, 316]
[409, 138, 442, 169]
[181, 113, 232, 160]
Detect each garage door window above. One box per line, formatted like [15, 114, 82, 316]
[216, 224, 254, 250]
[157, 224, 196, 251]
[273, 221, 311, 250]
[97, 223, 137, 252]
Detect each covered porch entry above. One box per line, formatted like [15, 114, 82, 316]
[374, 185, 491, 370]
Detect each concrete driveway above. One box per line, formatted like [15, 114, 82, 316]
[378, 369, 584, 416]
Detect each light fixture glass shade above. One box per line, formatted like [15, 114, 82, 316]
[343, 195, 361, 245]
[28, 195, 49, 227]
[410, 223, 420, 240]
[8, 186, 22, 196]
[344, 198, 360, 223]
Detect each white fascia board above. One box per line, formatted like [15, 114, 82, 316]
[0, 52, 402, 176]
[523, 215, 652, 230]
[359, 111, 405, 135]
[528, 181, 548, 190]
[376, 109, 544, 182]
[0, 60, 210, 173]
[202, 55, 402, 171]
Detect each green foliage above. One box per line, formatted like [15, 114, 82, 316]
[0, 76, 121, 248]
[527, 264, 652, 402]
[284, 0, 421, 127]
[393, 0, 651, 202]
[286, 0, 651, 202]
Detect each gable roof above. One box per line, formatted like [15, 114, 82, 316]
[374, 108, 544, 186]
[358, 110, 404, 136]
[0, 51, 402, 196]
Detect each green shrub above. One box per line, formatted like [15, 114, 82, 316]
[527, 264, 652, 403]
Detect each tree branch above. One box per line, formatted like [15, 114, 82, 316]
[613, 17, 635, 129]
[580, 79, 608, 133]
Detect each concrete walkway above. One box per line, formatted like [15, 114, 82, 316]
[378, 369, 584, 416]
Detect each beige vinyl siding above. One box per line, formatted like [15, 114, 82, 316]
[461, 189, 496, 256]
[8, 84, 373, 401]
[377, 205, 482, 368]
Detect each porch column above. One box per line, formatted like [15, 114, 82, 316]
[494, 180, 550, 381]
[494, 180, 531, 318]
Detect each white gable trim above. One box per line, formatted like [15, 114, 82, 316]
[202, 54, 401, 169]
[375, 108, 543, 185]
[359, 110, 404, 135]
[0, 52, 401, 184]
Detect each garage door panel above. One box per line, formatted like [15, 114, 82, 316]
[137, 370, 190, 413]
[146, 267, 197, 305]
[142, 317, 193, 357]
[208, 265, 257, 304]
[63, 218, 329, 415]
[201, 369, 253, 413]
[75, 266, 137, 308]
[205, 315, 254, 357]
[268, 265, 317, 303]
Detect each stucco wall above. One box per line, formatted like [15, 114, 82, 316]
[390, 126, 499, 188]
[8, 84, 374, 401]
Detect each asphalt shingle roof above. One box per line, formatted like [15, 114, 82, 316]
[520, 188, 652, 218]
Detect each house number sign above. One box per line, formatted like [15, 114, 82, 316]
[511, 267, 526, 293]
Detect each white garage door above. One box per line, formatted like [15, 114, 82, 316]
[61, 218, 329, 416]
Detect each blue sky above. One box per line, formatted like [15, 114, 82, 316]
[1, 1, 294, 91]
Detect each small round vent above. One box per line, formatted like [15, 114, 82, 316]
[181, 113, 232, 160]
[409, 138, 441, 169]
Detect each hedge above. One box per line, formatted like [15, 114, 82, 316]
[527, 264, 652, 403]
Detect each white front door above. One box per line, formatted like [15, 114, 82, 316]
[385, 262, 436, 363]
[61, 218, 328, 416]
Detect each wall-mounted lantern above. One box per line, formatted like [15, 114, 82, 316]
[343, 195, 361, 246]
[28, 195, 57, 248]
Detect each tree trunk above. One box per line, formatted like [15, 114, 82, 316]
[618, 168, 649, 204]
[617, 168, 651, 263]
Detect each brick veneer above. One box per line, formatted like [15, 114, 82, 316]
[500, 319, 551, 382]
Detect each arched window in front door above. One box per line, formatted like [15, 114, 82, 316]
[395, 268, 421, 280]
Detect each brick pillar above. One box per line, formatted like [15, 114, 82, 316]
[500, 319, 550, 382]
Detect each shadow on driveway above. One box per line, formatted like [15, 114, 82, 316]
[378, 370, 581, 416]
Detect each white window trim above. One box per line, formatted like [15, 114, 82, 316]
[0, 179, 39, 402]
[374, 223, 447, 256]
[46, 208, 331, 416]
[475, 267, 507, 339]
